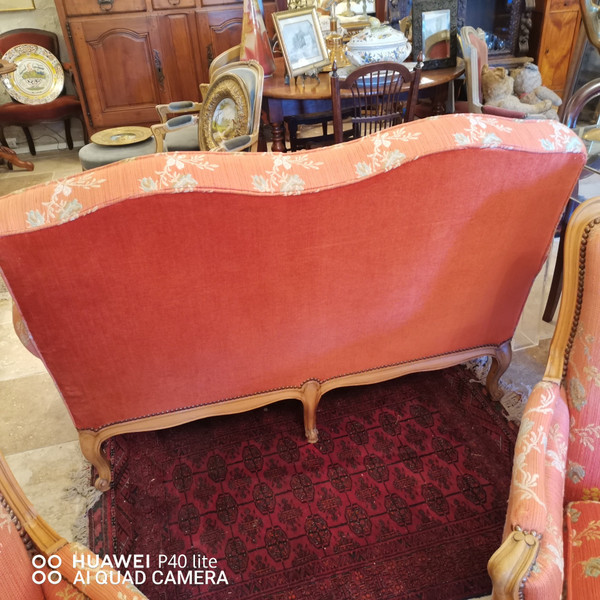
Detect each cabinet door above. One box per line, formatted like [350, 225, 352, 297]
[538, 6, 581, 98]
[70, 15, 167, 129]
[157, 12, 204, 101]
[196, 6, 243, 82]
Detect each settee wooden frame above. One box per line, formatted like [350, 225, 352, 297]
[76, 342, 510, 491]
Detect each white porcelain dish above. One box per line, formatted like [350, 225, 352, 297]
[345, 24, 411, 66]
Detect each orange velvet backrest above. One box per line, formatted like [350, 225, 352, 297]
[0, 115, 586, 433]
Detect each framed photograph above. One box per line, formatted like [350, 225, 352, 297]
[0, 0, 35, 11]
[412, 0, 457, 70]
[273, 8, 330, 78]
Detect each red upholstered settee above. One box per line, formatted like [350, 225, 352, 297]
[0, 114, 586, 491]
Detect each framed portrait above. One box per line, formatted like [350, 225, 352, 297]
[412, 0, 457, 70]
[273, 8, 330, 78]
[0, 0, 35, 11]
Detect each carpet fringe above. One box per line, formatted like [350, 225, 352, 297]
[62, 459, 101, 546]
[464, 358, 528, 424]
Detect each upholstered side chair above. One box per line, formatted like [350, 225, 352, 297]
[0, 29, 88, 158]
[0, 449, 148, 599]
[457, 26, 526, 119]
[488, 195, 600, 599]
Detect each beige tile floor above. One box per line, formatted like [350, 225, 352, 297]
[0, 149, 558, 597]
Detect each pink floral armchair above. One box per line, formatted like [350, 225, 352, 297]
[488, 195, 600, 599]
[0, 450, 147, 599]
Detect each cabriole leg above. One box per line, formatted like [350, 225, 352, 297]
[78, 431, 111, 492]
[486, 340, 512, 400]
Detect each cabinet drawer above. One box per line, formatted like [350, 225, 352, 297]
[64, 0, 146, 16]
[549, 0, 579, 11]
[152, 0, 195, 9]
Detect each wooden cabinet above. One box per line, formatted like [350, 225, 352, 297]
[54, 0, 274, 133]
[531, 0, 581, 100]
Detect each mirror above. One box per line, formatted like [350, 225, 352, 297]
[412, 0, 457, 70]
[422, 9, 450, 59]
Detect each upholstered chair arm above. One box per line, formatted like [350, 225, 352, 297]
[151, 113, 199, 153]
[215, 134, 253, 152]
[12, 300, 41, 358]
[489, 380, 570, 600]
[155, 100, 202, 123]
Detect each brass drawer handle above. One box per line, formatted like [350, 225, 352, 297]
[98, 0, 113, 10]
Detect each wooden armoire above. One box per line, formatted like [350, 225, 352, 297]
[53, 0, 276, 134]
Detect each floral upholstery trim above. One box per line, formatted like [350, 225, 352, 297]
[565, 500, 600, 599]
[0, 114, 586, 235]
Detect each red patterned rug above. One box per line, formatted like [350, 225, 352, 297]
[89, 366, 516, 600]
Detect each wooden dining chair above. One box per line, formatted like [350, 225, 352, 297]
[330, 59, 423, 144]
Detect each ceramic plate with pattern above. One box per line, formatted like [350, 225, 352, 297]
[1, 44, 64, 105]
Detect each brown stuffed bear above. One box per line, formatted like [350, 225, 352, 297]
[481, 65, 553, 118]
[511, 62, 561, 120]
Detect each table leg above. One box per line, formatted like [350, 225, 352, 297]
[271, 122, 287, 152]
[0, 146, 34, 171]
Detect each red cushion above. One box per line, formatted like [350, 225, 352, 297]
[565, 501, 600, 598]
[0, 96, 82, 125]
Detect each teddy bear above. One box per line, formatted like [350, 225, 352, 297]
[481, 64, 554, 118]
[511, 62, 561, 120]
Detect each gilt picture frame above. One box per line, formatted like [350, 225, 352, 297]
[412, 0, 457, 70]
[273, 8, 329, 78]
[0, 0, 35, 11]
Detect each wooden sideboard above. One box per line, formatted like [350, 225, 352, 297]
[53, 0, 276, 133]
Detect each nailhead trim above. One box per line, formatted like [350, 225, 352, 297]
[563, 217, 600, 380]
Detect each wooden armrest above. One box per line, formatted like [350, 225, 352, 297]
[488, 529, 541, 600]
[0, 451, 66, 556]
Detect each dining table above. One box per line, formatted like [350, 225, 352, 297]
[262, 56, 465, 152]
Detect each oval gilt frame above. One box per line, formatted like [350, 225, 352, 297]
[199, 73, 250, 151]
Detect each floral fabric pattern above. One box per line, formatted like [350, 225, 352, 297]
[0, 114, 586, 235]
[565, 227, 600, 502]
[565, 501, 600, 598]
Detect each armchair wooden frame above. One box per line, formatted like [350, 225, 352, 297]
[488, 195, 600, 600]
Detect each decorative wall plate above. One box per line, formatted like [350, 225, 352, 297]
[199, 73, 250, 151]
[91, 126, 153, 146]
[1, 44, 64, 105]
